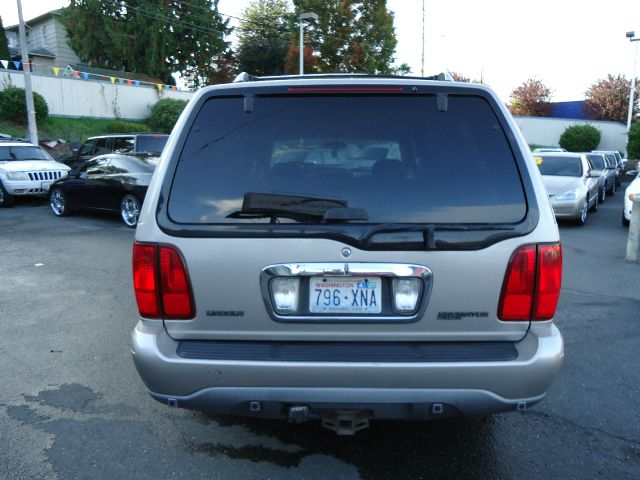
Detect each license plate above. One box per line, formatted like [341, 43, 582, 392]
[41, 181, 51, 191]
[309, 276, 382, 314]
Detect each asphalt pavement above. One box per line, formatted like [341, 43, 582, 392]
[0, 187, 639, 480]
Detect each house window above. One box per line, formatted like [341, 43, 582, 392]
[7, 32, 17, 48]
[41, 26, 47, 47]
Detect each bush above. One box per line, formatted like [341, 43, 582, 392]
[104, 120, 150, 133]
[0, 86, 48, 124]
[559, 124, 601, 152]
[628, 122, 640, 160]
[147, 98, 188, 133]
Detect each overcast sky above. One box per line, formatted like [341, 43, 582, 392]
[2, 0, 639, 102]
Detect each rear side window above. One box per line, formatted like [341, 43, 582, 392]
[586, 154, 605, 170]
[136, 135, 168, 154]
[113, 137, 134, 153]
[168, 94, 526, 224]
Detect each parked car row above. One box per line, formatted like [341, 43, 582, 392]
[0, 133, 167, 227]
[534, 150, 631, 227]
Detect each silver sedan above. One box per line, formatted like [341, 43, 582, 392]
[535, 152, 600, 226]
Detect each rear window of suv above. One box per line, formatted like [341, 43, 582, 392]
[168, 94, 526, 224]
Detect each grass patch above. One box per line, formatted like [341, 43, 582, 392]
[0, 117, 150, 143]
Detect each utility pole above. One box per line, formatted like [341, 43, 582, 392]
[421, 0, 425, 76]
[626, 32, 639, 132]
[16, 0, 38, 145]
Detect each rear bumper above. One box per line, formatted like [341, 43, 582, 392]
[131, 322, 564, 420]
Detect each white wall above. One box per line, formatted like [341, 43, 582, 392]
[514, 116, 628, 154]
[0, 70, 194, 120]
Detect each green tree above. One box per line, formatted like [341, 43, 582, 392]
[584, 74, 639, 123]
[0, 16, 10, 61]
[287, 0, 401, 74]
[559, 124, 601, 152]
[237, 0, 291, 76]
[61, 0, 232, 87]
[147, 98, 188, 133]
[0, 87, 49, 124]
[509, 78, 552, 116]
[628, 123, 640, 160]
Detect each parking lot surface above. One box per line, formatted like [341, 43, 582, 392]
[1, 192, 639, 479]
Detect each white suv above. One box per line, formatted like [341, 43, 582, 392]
[0, 141, 70, 207]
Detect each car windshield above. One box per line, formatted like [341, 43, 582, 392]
[136, 135, 168, 154]
[0, 145, 53, 162]
[586, 154, 605, 169]
[168, 94, 527, 225]
[536, 156, 582, 177]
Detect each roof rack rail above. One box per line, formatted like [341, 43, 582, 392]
[231, 72, 456, 83]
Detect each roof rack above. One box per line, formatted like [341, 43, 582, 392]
[232, 72, 455, 83]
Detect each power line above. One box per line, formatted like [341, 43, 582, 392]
[123, 6, 219, 36]
[105, 0, 225, 36]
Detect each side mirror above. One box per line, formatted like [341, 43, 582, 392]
[589, 171, 602, 178]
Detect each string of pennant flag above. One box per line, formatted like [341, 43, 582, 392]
[0, 59, 184, 92]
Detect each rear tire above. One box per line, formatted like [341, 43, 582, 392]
[0, 181, 15, 208]
[49, 188, 71, 216]
[120, 194, 141, 227]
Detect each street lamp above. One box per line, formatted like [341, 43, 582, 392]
[298, 12, 318, 76]
[626, 31, 640, 132]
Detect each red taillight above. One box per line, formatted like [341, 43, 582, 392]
[132, 242, 195, 319]
[533, 244, 562, 320]
[132, 243, 160, 318]
[498, 245, 536, 320]
[498, 243, 562, 321]
[159, 246, 195, 319]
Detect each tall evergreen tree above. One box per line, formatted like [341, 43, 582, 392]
[287, 0, 402, 74]
[61, 0, 232, 87]
[0, 16, 11, 61]
[237, 0, 291, 76]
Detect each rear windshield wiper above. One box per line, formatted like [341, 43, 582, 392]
[226, 192, 368, 223]
[360, 223, 516, 249]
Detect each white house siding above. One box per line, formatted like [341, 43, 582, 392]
[50, 16, 81, 67]
[0, 70, 193, 120]
[514, 116, 628, 154]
